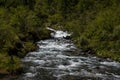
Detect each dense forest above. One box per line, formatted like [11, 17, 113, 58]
[0, 0, 120, 75]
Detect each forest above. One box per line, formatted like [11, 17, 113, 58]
[0, 0, 120, 75]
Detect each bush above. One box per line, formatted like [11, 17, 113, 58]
[0, 53, 22, 74]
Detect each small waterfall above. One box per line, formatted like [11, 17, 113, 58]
[47, 27, 71, 38]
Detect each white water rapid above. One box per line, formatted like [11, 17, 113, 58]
[17, 28, 120, 80]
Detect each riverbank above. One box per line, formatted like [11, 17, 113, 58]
[0, 26, 51, 75]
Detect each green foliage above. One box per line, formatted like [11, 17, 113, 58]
[0, 0, 51, 74]
[60, 0, 120, 60]
[48, 14, 63, 24]
[97, 50, 120, 61]
[0, 0, 35, 9]
[0, 53, 22, 74]
[0, 0, 120, 74]
[78, 4, 120, 60]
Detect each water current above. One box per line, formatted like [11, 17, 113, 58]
[18, 28, 120, 80]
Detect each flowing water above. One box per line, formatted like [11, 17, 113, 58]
[18, 28, 120, 80]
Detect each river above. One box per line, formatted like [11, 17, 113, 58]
[17, 28, 120, 80]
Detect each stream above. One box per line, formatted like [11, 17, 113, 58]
[18, 28, 120, 80]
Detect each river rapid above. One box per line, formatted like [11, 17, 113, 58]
[17, 28, 120, 80]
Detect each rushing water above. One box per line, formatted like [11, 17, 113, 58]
[18, 28, 120, 80]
